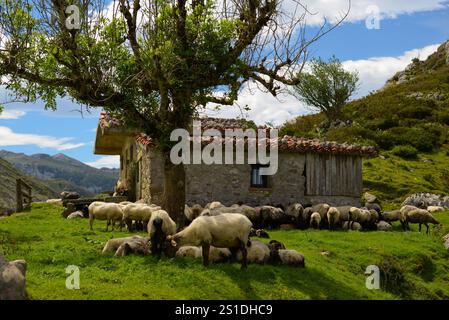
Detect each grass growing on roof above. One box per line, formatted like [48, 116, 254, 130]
[1, 203, 449, 300]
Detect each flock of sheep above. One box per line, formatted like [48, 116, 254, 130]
[85, 199, 444, 270]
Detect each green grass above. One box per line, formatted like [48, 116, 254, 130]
[1, 203, 449, 300]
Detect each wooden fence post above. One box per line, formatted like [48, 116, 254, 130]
[16, 179, 32, 213]
[16, 179, 23, 213]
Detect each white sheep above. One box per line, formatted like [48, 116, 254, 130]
[175, 246, 231, 263]
[167, 213, 252, 269]
[206, 201, 224, 210]
[348, 207, 372, 228]
[102, 236, 146, 253]
[88, 202, 124, 231]
[236, 240, 270, 264]
[376, 221, 393, 231]
[115, 238, 151, 257]
[67, 211, 84, 219]
[122, 203, 154, 231]
[383, 210, 402, 223]
[147, 210, 177, 256]
[310, 212, 321, 229]
[312, 203, 330, 222]
[427, 206, 445, 213]
[175, 246, 202, 259]
[336, 206, 352, 222]
[342, 221, 362, 231]
[327, 207, 340, 230]
[270, 249, 305, 267]
[400, 208, 440, 234]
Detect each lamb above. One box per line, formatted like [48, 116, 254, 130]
[102, 236, 146, 253]
[269, 249, 305, 267]
[400, 208, 440, 234]
[286, 203, 304, 227]
[327, 207, 340, 230]
[88, 202, 124, 231]
[342, 221, 362, 231]
[310, 212, 321, 229]
[167, 213, 252, 269]
[148, 210, 177, 256]
[236, 240, 270, 264]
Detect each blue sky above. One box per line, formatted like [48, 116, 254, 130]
[1, 0, 449, 168]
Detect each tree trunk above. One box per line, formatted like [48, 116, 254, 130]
[161, 151, 186, 229]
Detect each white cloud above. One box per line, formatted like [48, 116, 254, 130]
[85, 156, 120, 169]
[289, 0, 448, 25]
[343, 44, 440, 97]
[0, 109, 26, 119]
[0, 126, 85, 150]
[204, 43, 441, 125]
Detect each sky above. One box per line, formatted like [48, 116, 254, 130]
[1, 0, 449, 169]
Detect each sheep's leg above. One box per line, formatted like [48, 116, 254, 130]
[419, 223, 422, 232]
[202, 244, 210, 267]
[425, 223, 429, 235]
[106, 220, 110, 232]
[240, 240, 248, 270]
[89, 216, 94, 230]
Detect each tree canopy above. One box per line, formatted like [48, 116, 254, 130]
[292, 56, 359, 122]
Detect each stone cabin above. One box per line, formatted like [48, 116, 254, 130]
[94, 113, 377, 208]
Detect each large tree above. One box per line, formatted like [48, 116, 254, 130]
[0, 0, 347, 225]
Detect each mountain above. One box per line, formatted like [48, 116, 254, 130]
[0, 151, 119, 197]
[0, 157, 58, 214]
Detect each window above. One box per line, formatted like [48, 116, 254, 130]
[251, 164, 269, 188]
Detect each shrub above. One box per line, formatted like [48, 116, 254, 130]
[435, 109, 449, 125]
[423, 173, 435, 184]
[403, 128, 439, 152]
[398, 105, 433, 119]
[326, 126, 375, 145]
[391, 145, 418, 159]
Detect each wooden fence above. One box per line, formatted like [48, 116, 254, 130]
[16, 179, 32, 212]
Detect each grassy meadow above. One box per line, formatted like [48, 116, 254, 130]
[1, 203, 449, 300]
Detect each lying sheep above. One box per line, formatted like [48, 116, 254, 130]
[67, 211, 84, 219]
[269, 249, 305, 267]
[167, 213, 252, 269]
[250, 228, 270, 238]
[148, 210, 177, 256]
[327, 207, 340, 230]
[115, 238, 151, 257]
[342, 221, 362, 231]
[268, 240, 286, 251]
[88, 202, 124, 231]
[175, 246, 231, 263]
[310, 212, 321, 229]
[427, 206, 445, 213]
[376, 221, 393, 231]
[236, 240, 270, 264]
[102, 236, 146, 253]
[400, 208, 440, 234]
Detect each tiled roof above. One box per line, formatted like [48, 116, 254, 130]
[97, 113, 378, 157]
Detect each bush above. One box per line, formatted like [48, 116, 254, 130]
[403, 127, 439, 152]
[398, 105, 433, 119]
[391, 145, 418, 159]
[435, 109, 449, 125]
[325, 126, 375, 145]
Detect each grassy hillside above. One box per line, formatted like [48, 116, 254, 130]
[1, 203, 448, 300]
[0, 151, 119, 196]
[0, 158, 58, 215]
[281, 41, 449, 207]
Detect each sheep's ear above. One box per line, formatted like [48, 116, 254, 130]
[171, 239, 177, 247]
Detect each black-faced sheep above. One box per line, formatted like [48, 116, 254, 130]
[400, 208, 439, 234]
[267, 240, 286, 251]
[327, 207, 340, 230]
[310, 212, 321, 229]
[167, 213, 252, 269]
[269, 249, 305, 267]
[148, 210, 177, 257]
[250, 228, 270, 238]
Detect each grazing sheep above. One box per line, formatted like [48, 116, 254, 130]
[260, 205, 287, 229]
[236, 240, 270, 264]
[115, 238, 151, 257]
[348, 207, 373, 229]
[167, 213, 252, 269]
[401, 208, 440, 234]
[383, 210, 402, 223]
[300, 207, 314, 229]
[205, 205, 261, 227]
[365, 202, 382, 214]
[147, 210, 177, 256]
[336, 206, 352, 222]
[327, 207, 340, 230]
[310, 212, 321, 229]
[270, 249, 305, 267]
[427, 206, 445, 213]
[376, 221, 393, 231]
[67, 211, 84, 219]
[286, 203, 304, 226]
[312, 203, 330, 226]
[102, 236, 146, 253]
[342, 221, 362, 231]
[88, 202, 124, 231]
